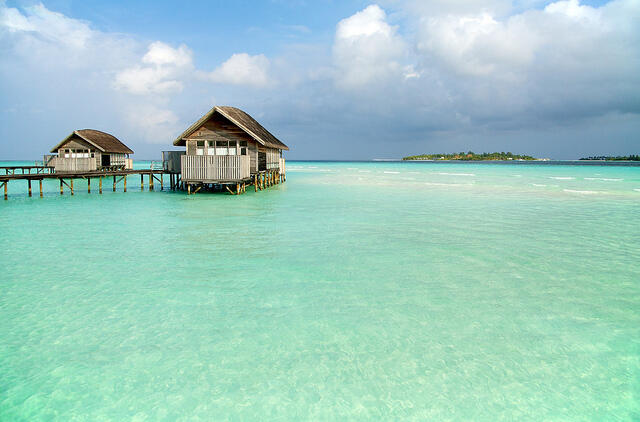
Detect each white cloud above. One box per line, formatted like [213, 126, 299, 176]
[122, 104, 181, 144]
[204, 53, 271, 87]
[114, 42, 193, 95]
[0, 2, 189, 147]
[333, 4, 409, 88]
[143, 41, 193, 67]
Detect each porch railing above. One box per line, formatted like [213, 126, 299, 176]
[181, 155, 250, 182]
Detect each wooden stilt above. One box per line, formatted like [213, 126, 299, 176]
[113, 175, 116, 192]
[160, 173, 163, 191]
[70, 179, 74, 196]
[141, 174, 144, 191]
[3, 181, 7, 200]
[188, 184, 191, 195]
[99, 177, 102, 194]
[60, 179, 63, 195]
[87, 177, 91, 193]
[123, 175, 127, 192]
[39, 179, 43, 197]
[149, 174, 154, 190]
[28, 179, 32, 197]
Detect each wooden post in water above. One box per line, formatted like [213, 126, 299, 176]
[149, 174, 154, 190]
[3, 181, 7, 200]
[141, 174, 144, 191]
[187, 184, 191, 195]
[123, 175, 127, 192]
[28, 179, 32, 197]
[87, 177, 91, 193]
[39, 180, 43, 197]
[70, 179, 74, 196]
[60, 179, 63, 195]
[113, 175, 116, 192]
[160, 174, 163, 191]
[99, 177, 102, 194]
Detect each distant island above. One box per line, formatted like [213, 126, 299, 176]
[403, 151, 537, 161]
[579, 155, 639, 161]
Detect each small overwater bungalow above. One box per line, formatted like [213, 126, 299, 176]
[49, 129, 133, 173]
[167, 106, 288, 192]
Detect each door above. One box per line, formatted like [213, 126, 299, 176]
[101, 154, 110, 167]
[258, 151, 266, 171]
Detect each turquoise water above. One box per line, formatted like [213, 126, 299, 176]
[1, 160, 639, 420]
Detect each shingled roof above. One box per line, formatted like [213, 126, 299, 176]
[50, 129, 133, 154]
[173, 106, 289, 150]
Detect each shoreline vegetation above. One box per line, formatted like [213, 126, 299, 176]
[579, 155, 640, 161]
[402, 151, 539, 161]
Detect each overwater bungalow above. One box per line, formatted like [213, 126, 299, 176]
[168, 106, 288, 188]
[49, 129, 133, 173]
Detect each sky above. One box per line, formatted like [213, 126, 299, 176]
[0, 0, 638, 160]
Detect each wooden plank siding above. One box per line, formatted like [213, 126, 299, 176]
[55, 157, 97, 173]
[267, 149, 280, 170]
[181, 155, 250, 182]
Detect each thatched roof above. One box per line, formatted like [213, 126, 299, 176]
[51, 129, 133, 154]
[173, 106, 289, 150]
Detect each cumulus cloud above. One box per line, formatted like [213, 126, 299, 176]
[204, 53, 271, 87]
[333, 4, 410, 88]
[122, 104, 181, 144]
[114, 42, 193, 95]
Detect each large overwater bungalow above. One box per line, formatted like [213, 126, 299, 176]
[167, 106, 288, 191]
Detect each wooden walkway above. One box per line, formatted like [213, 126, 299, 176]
[1, 167, 285, 199]
[1, 168, 166, 200]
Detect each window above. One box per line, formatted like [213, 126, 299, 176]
[216, 140, 227, 155]
[240, 141, 248, 147]
[196, 140, 205, 156]
[228, 147, 236, 155]
[241, 148, 247, 156]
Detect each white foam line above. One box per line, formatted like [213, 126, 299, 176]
[358, 170, 371, 173]
[425, 182, 473, 187]
[634, 189, 640, 192]
[564, 189, 600, 194]
[384, 171, 400, 174]
[531, 183, 547, 187]
[433, 172, 476, 177]
[550, 176, 575, 180]
[584, 177, 623, 181]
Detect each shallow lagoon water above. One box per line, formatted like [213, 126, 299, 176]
[1, 161, 639, 420]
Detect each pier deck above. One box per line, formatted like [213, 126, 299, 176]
[1, 167, 284, 199]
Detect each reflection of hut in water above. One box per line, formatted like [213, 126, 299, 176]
[168, 106, 288, 188]
[49, 129, 133, 173]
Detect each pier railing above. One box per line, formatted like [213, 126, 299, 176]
[55, 157, 97, 173]
[181, 155, 250, 182]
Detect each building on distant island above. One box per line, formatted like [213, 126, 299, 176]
[167, 106, 288, 189]
[48, 129, 133, 173]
